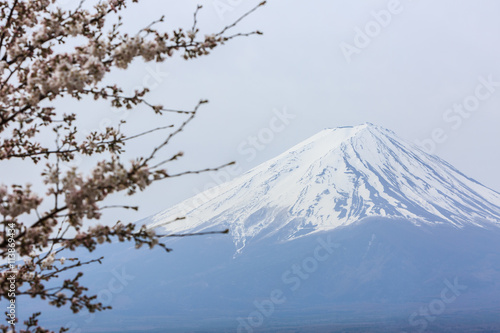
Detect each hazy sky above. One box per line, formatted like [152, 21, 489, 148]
[14, 0, 500, 225]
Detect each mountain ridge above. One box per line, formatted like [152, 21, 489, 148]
[149, 123, 500, 252]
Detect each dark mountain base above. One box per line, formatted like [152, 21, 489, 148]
[26, 218, 500, 332]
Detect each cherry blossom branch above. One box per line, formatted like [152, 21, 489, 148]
[0, 1, 267, 331]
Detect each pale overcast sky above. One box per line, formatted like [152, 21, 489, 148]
[11, 0, 500, 226]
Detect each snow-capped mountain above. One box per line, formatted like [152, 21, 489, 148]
[150, 123, 500, 251]
[36, 124, 500, 332]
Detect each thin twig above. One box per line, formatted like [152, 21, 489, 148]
[143, 100, 207, 165]
[124, 124, 174, 141]
[158, 229, 229, 238]
[216, 1, 266, 37]
[150, 152, 184, 169]
[161, 161, 235, 178]
[143, 101, 196, 114]
[191, 5, 203, 33]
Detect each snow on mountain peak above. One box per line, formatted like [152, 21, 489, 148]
[149, 124, 500, 250]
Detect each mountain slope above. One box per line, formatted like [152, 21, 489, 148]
[36, 217, 500, 332]
[33, 124, 500, 332]
[150, 123, 500, 252]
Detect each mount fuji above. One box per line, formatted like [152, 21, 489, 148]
[35, 124, 500, 332]
[150, 123, 500, 252]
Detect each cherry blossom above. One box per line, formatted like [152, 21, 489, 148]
[0, 0, 264, 331]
